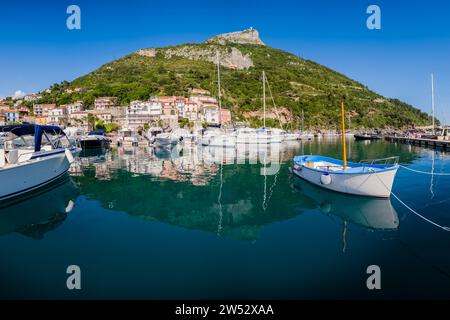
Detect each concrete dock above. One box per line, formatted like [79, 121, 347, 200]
[385, 136, 450, 150]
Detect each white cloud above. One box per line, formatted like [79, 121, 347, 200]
[13, 90, 26, 99]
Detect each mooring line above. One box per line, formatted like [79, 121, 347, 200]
[374, 173, 450, 232]
[399, 165, 450, 176]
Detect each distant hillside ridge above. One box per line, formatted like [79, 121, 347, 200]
[38, 29, 432, 129]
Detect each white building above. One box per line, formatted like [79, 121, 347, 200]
[47, 107, 67, 125]
[203, 106, 219, 124]
[95, 97, 117, 110]
[4, 110, 20, 123]
[124, 100, 162, 128]
[66, 101, 84, 114]
[33, 104, 57, 116]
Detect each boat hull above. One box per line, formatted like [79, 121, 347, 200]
[291, 161, 398, 198]
[79, 138, 110, 149]
[0, 151, 72, 201]
[354, 134, 381, 141]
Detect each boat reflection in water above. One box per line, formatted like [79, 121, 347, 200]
[69, 143, 306, 240]
[0, 176, 79, 239]
[292, 174, 399, 230]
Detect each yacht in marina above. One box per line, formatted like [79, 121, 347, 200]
[79, 129, 112, 149]
[0, 124, 81, 201]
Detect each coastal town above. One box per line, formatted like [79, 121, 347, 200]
[0, 88, 232, 131]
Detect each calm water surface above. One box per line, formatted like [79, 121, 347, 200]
[0, 138, 449, 299]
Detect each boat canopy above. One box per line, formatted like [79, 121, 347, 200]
[0, 124, 65, 152]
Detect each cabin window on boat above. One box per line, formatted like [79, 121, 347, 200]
[1, 133, 34, 150]
[41, 131, 71, 149]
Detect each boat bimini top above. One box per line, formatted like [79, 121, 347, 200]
[0, 124, 67, 152]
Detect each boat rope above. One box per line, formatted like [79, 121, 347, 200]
[399, 165, 450, 176]
[264, 74, 284, 130]
[374, 173, 450, 232]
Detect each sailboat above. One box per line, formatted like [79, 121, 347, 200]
[291, 100, 399, 198]
[235, 71, 283, 144]
[202, 51, 236, 148]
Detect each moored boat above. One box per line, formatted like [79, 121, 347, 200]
[291, 100, 399, 198]
[79, 129, 111, 149]
[354, 133, 382, 141]
[291, 155, 399, 198]
[0, 124, 80, 201]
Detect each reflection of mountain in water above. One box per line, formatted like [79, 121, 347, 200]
[0, 176, 79, 239]
[69, 142, 411, 241]
[72, 159, 309, 241]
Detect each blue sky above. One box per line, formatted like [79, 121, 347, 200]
[1, 0, 449, 121]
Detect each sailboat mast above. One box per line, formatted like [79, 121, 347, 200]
[301, 109, 304, 132]
[431, 73, 435, 135]
[263, 71, 266, 128]
[217, 51, 222, 126]
[341, 100, 347, 170]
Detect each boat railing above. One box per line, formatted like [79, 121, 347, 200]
[359, 156, 399, 166]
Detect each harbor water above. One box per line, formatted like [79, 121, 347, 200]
[0, 138, 449, 299]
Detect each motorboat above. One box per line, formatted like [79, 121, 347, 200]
[354, 133, 382, 141]
[0, 124, 80, 201]
[79, 129, 111, 149]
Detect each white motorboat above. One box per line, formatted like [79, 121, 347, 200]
[0, 124, 80, 201]
[79, 130, 111, 149]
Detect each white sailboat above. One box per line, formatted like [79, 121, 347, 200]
[202, 51, 236, 148]
[235, 71, 283, 144]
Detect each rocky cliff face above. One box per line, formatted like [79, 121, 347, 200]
[206, 29, 265, 46]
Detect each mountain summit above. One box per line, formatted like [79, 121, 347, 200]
[206, 28, 265, 46]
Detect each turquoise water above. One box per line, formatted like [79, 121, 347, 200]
[0, 139, 449, 299]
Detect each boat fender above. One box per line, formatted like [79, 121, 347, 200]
[320, 173, 332, 185]
[293, 164, 301, 171]
[65, 148, 75, 164]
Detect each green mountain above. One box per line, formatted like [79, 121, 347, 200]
[40, 29, 431, 129]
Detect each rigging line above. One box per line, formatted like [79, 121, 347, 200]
[264, 74, 284, 130]
[217, 163, 223, 236]
[399, 165, 450, 176]
[374, 173, 450, 232]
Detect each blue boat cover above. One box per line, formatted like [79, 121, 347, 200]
[0, 124, 65, 152]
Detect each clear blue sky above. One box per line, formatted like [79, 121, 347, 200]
[1, 0, 449, 121]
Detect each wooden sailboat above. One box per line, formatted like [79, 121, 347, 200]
[291, 100, 399, 198]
